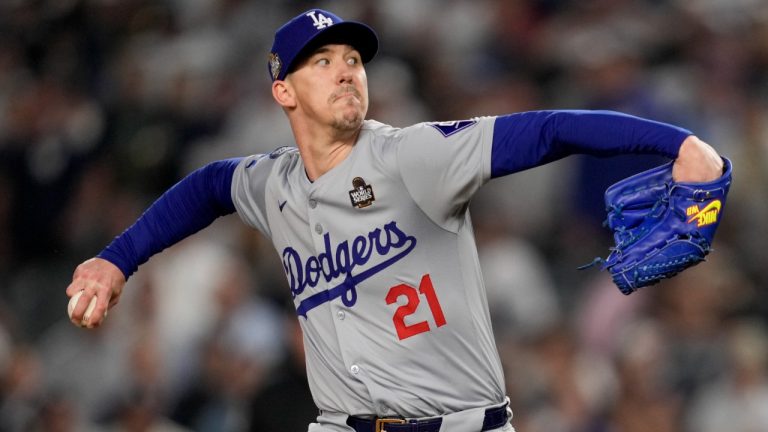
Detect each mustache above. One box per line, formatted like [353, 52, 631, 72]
[330, 86, 361, 102]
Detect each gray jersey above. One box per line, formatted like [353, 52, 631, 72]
[231, 118, 506, 418]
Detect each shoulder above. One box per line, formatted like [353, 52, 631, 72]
[239, 146, 301, 175]
[232, 146, 304, 194]
[359, 119, 465, 145]
[360, 119, 402, 141]
[360, 119, 450, 138]
[370, 118, 491, 144]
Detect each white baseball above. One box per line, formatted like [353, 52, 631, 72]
[67, 290, 99, 326]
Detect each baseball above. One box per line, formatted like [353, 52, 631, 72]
[67, 290, 98, 326]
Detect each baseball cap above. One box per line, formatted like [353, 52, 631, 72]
[268, 9, 379, 81]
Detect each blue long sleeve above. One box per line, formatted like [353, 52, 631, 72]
[97, 158, 243, 279]
[490, 110, 692, 178]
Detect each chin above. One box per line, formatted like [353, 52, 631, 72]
[333, 116, 364, 131]
[332, 108, 365, 131]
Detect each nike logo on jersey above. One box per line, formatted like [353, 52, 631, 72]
[278, 200, 288, 212]
[428, 120, 477, 137]
[282, 221, 417, 318]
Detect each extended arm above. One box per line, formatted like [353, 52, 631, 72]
[66, 158, 242, 327]
[490, 110, 722, 181]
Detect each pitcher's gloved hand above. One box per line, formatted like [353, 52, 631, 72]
[583, 157, 732, 294]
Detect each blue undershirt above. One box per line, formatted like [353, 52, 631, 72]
[98, 110, 692, 279]
[490, 110, 689, 178]
[97, 158, 241, 278]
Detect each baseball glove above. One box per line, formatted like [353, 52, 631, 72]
[583, 157, 732, 294]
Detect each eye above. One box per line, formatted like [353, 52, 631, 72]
[346, 56, 360, 65]
[316, 58, 330, 66]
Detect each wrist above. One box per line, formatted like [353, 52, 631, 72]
[672, 136, 723, 183]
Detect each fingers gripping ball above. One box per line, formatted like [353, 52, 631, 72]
[587, 157, 732, 294]
[68, 291, 106, 327]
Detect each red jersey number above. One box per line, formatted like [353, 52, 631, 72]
[385, 274, 447, 340]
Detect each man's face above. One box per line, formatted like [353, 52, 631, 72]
[285, 44, 369, 132]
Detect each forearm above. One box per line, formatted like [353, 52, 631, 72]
[98, 158, 242, 279]
[490, 110, 692, 178]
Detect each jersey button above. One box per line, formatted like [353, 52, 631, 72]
[350, 364, 360, 374]
[337, 310, 345, 320]
[309, 199, 317, 209]
[315, 223, 323, 234]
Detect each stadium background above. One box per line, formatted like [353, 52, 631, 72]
[0, 0, 767, 431]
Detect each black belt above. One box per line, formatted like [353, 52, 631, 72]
[346, 403, 509, 432]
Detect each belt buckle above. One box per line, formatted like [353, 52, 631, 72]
[375, 418, 406, 432]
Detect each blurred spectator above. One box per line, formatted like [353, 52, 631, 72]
[247, 308, 317, 432]
[35, 317, 132, 423]
[604, 320, 683, 432]
[476, 223, 561, 340]
[167, 239, 284, 432]
[506, 324, 617, 432]
[652, 248, 753, 400]
[0, 345, 45, 431]
[575, 273, 650, 357]
[103, 388, 191, 432]
[686, 318, 768, 432]
[26, 392, 97, 432]
[541, 0, 683, 227]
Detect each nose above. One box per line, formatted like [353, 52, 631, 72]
[337, 66, 354, 85]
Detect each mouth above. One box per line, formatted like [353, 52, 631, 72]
[331, 87, 361, 103]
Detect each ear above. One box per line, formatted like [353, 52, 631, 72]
[272, 80, 296, 108]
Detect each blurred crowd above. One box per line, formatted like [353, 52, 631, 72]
[1, 0, 767, 431]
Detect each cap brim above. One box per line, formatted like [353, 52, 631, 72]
[287, 21, 379, 75]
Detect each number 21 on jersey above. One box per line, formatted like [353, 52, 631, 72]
[385, 274, 447, 340]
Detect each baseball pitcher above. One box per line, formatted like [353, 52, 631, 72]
[66, 9, 729, 432]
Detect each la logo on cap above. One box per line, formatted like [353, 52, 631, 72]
[268, 9, 378, 81]
[306, 10, 334, 30]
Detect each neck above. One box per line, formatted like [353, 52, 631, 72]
[292, 119, 362, 182]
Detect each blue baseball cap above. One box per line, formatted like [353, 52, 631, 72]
[268, 9, 379, 81]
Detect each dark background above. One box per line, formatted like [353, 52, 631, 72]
[1, 1, 766, 431]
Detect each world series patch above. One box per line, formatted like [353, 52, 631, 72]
[268, 52, 282, 80]
[349, 177, 375, 208]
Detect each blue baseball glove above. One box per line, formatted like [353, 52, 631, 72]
[586, 157, 732, 294]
